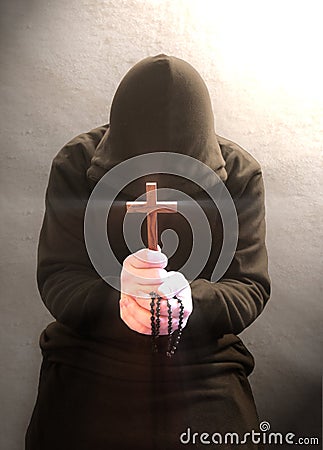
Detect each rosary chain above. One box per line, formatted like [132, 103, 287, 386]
[149, 292, 184, 357]
[149, 293, 158, 353]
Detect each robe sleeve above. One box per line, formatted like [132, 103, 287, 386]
[188, 171, 271, 339]
[37, 143, 124, 339]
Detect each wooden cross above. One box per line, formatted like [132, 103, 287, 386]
[126, 182, 177, 250]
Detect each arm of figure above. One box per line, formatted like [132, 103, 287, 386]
[188, 171, 271, 339]
[37, 142, 123, 338]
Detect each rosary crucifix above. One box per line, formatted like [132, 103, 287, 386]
[126, 182, 184, 356]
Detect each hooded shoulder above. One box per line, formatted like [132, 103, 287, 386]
[217, 135, 262, 197]
[52, 125, 108, 173]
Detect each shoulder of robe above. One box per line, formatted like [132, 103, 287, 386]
[217, 135, 262, 197]
[52, 124, 108, 174]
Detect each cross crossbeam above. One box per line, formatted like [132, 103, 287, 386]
[126, 182, 177, 250]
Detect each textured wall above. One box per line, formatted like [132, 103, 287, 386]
[1, 0, 322, 448]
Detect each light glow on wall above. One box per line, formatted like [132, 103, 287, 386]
[172, 0, 323, 103]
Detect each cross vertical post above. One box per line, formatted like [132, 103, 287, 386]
[126, 182, 177, 251]
[146, 183, 158, 250]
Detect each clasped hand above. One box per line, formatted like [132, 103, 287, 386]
[120, 248, 193, 335]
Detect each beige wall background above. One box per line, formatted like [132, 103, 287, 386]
[1, 0, 322, 448]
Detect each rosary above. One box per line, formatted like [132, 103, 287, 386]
[126, 182, 184, 357]
[149, 292, 184, 357]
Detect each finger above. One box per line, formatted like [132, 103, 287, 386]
[157, 271, 189, 299]
[135, 294, 180, 317]
[122, 265, 168, 285]
[173, 286, 193, 319]
[121, 266, 170, 297]
[121, 279, 168, 298]
[120, 296, 185, 335]
[120, 295, 153, 329]
[121, 295, 181, 334]
[132, 292, 154, 310]
[120, 296, 152, 334]
[133, 295, 185, 334]
[124, 249, 168, 270]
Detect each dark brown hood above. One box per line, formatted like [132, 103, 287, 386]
[87, 54, 227, 189]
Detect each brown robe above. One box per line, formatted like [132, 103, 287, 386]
[26, 55, 270, 450]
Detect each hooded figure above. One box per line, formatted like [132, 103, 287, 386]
[26, 55, 270, 450]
